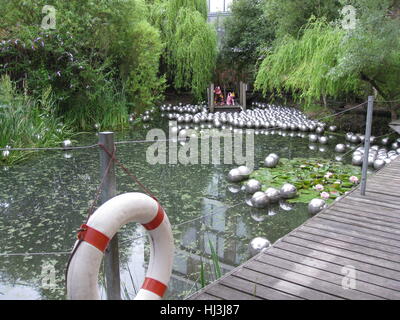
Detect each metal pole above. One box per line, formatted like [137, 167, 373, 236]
[210, 83, 215, 113]
[360, 96, 374, 196]
[99, 132, 121, 300]
[243, 83, 247, 111]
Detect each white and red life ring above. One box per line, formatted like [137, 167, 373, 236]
[66, 193, 174, 300]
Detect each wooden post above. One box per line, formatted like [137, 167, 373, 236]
[209, 83, 215, 113]
[240, 82, 247, 111]
[99, 132, 121, 300]
[360, 96, 374, 196]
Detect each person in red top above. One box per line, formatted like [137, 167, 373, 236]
[214, 86, 224, 105]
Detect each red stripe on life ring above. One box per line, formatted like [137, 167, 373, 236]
[142, 203, 164, 230]
[142, 277, 167, 297]
[78, 224, 110, 253]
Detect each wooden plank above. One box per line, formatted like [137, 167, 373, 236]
[274, 241, 400, 283]
[324, 209, 400, 230]
[234, 265, 339, 300]
[193, 293, 222, 300]
[308, 219, 400, 248]
[256, 252, 399, 299]
[299, 225, 400, 256]
[219, 274, 301, 300]
[244, 260, 373, 300]
[363, 191, 400, 203]
[291, 230, 400, 267]
[334, 201, 400, 218]
[205, 283, 261, 300]
[281, 236, 400, 280]
[315, 215, 400, 240]
[345, 195, 399, 210]
[348, 194, 400, 208]
[333, 203, 400, 222]
[265, 247, 400, 293]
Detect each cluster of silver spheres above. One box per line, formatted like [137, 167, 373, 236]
[249, 183, 297, 208]
[160, 102, 331, 133]
[351, 144, 399, 169]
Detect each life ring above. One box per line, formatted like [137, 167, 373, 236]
[66, 193, 174, 300]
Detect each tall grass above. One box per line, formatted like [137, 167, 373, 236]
[0, 75, 74, 165]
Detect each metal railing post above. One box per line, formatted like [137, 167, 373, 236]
[360, 96, 374, 196]
[99, 132, 121, 300]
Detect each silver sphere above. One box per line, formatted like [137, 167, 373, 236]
[373, 159, 385, 170]
[308, 198, 327, 216]
[245, 179, 262, 194]
[2, 150, 10, 158]
[265, 187, 280, 203]
[237, 166, 252, 179]
[249, 237, 271, 256]
[62, 139, 72, 149]
[318, 136, 328, 145]
[251, 191, 270, 208]
[352, 154, 363, 166]
[329, 125, 337, 132]
[309, 134, 318, 143]
[227, 168, 244, 183]
[280, 183, 297, 199]
[268, 153, 280, 162]
[335, 144, 346, 153]
[264, 156, 278, 168]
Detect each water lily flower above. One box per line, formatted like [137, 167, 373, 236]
[334, 180, 341, 185]
[321, 192, 330, 199]
[314, 184, 324, 191]
[349, 176, 359, 184]
[324, 172, 333, 179]
[317, 163, 324, 167]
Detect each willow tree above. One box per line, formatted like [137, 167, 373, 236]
[255, 19, 362, 107]
[147, 0, 217, 102]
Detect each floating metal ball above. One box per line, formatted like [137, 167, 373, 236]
[329, 125, 337, 132]
[308, 198, 327, 216]
[280, 183, 297, 199]
[309, 134, 318, 143]
[264, 156, 278, 168]
[227, 168, 244, 183]
[251, 191, 270, 208]
[316, 127, 325, 134]
[245, 179, 262, 194]
[381, 137, 390, 145]
[392, 142, 399, 150]
[62, 139, 72, 150]
[249, 237, 271, 256]
[373, 159, 385, 170]
[350, 135, 360, 144]
[318, 136, 328, 145]
[335, 144, 346, 153]
[265, 187, 280, 203]
[237, 166, 252, 179]
[352, 154, 363, 166]
[94, 123, 100, 131]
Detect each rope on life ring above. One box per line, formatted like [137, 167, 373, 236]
[66, 193, 174, 300]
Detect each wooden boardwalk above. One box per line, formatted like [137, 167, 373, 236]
[189, 157, 400, 300]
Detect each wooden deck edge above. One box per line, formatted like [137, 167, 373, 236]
[187, 157, 399, 300]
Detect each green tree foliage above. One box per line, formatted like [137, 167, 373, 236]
[147, 0, 217, 102]
[332, 0, 400, 119]
[255, 0, 400, 118]
[255, 19, 363, 105]
[220, 0, 274, 80]
[263, 0, 341, 38]
[0, 0, 165, 129]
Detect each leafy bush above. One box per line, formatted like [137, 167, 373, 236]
[0, 75, 74, 164]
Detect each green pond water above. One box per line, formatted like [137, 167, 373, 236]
[0, 117, 353, 300]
